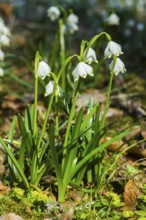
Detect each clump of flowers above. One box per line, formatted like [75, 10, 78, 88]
[0, 30, 132, 205]
[66, 13, 79, 34]
[104, 40, 126, 76]
[47, 6, 79, 35]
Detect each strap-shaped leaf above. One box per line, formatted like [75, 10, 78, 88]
[18, 113, 27, 135]
[0, 136, 30, 189]
[71, 126, 134, 180]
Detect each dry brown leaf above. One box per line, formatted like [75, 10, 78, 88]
[0, 3, 13, 17]
[0, 182, 10, 195]
[101, 137, 126, 152]
[123, 179, 140, 211]
[141, 130, 146, 139]
[68, 190, 82, 204]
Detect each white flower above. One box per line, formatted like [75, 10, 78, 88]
[0, 67, 4, 77]
[67, 13, 79, 24]
[104, 41, 123, 58]
[106, 13, 120, 25]
[45, 80, 60, 96]
[83, 48, 98, 64]
[0, 49, 5, 61]
[47, 6, 60, 21]
[66, 13, 79, 34]
[0, 35, 10, 46]
[67, 22, 79, 34]
[38, 61, 51, 80]
[109, 58, 126, 76]
[0, 18, 11, 36]
[72, 62, 93, 81]
[0, 18, 4, 25]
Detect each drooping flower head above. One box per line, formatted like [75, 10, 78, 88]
[83, 47, 98, 64]
[104, 41, 123, 59]
[38, 61, 51, 80]
[47, 6, 60, 21]
[67, 13, 79, 24]
[72, 62, 93, 81]
[109, 58, 126, 76]
[0, 35, 10, 46]
[66, 13, 79, 34]
[0, 67, 4, 77]
[106, 13, 120, 25]
[0, 49, 5, 61]
[45, 80, 60, 96]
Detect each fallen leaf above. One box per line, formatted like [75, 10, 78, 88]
[0, 182, 10, 195]
[101, 137, 126, 152]
[123, 179, 140, 211]
[0, 3, 13, 17]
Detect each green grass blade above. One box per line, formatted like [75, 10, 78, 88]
[0, 136, 30, 189]
[71, 126, 134, 180]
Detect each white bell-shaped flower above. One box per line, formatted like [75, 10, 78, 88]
[0, 67, 4, 77]
[45, 80, 60, 96]
[66, 13, 79, 34]
[2, 26, 11, 36]
[83, 48, 98, 64]
[67, 13, 79, 24]
[104, 41, 123, 59]
[38, 61, 51, 80]
[72, 62, 93, 81]
[47, 6, 60, 21]
[0, 49, 5, 61]
[106, 13, 120, 25]
[67, 22, 79, 34]
[0, 35, 10, 46]
[109, 58, 126, 76]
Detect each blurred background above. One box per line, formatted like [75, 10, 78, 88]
[0, 0, 146, 74]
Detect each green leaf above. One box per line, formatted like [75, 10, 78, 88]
[71, 126, 134, 180]
[18, 113, 26, 135]
[0, 136, 30, 189]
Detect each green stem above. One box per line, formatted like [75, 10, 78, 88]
[58, 184, 66, 203]
[83, 32, 111, 60]
[55, 95, 59, 137]
[37, 92, 55, 150]
[33, 52, 39, 137]
[100, 56, 118, 129]
[100, 71, 114, 129]
[59, 19, 66, 91]
[62, 81, 80, 170]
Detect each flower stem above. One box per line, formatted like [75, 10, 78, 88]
[55, 95, 59, 137]
[33, 52, 39, 137]
[37, 92, 54, 150]
[62, 80, 80, 170]
[100, 71, 114, 129]
[59, 19, 66, 91]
